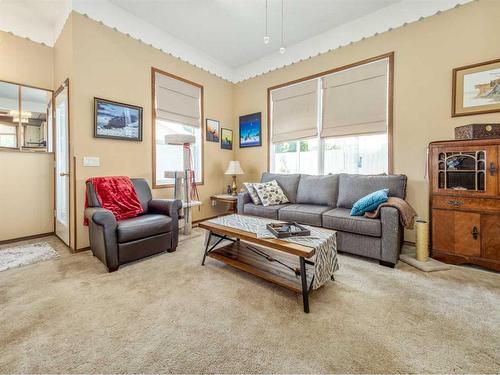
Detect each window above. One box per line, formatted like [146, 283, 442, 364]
[155, 120, 202, 186]
[273, 139, 319, 175]
[153, 69, 203, 187]
[269, 55, 392, 175]
[0, 80, 53, 151]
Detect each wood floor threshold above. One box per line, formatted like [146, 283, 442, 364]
[207, 241, 314, 294]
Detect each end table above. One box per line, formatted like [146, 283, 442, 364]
[210, 194, 238, 215]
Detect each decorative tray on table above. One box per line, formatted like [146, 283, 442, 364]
[266, 222, 311, 238]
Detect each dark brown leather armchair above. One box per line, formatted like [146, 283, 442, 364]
[84, 178, 182, 272]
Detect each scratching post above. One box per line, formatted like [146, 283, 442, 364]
[164, 134, 201, 235]
[415, 220, 429, 262]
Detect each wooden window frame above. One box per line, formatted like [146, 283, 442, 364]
[267, 52, 394, 174]
[0, 79, 54, 154]
[151, 67, 205, 189]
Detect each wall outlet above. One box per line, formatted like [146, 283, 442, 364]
[83, 156, 100, 167]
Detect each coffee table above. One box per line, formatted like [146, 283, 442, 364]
[199, 219, 319, 313]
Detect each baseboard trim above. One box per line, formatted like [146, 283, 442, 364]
[0, 232, 55, 245]
[75, 246, 90, 252]
[192, 214, 220, 225]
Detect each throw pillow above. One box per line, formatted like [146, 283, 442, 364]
[350, 189, 389, 216]
[254, 180, 290, 207]
[242, 182, 261, 205]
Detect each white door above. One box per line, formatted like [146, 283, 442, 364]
[55, 84, 70, 245]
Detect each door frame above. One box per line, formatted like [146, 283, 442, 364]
[53, 79, 72, 250]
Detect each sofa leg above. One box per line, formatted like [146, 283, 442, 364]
[379, 260, 395, 268]
[108, 265, 119, 272]
[167, 247, 177, 253]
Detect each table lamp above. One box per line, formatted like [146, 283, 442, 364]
[225, 160, 245, 196]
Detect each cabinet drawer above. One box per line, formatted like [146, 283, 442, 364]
[433, 196, 500, 212]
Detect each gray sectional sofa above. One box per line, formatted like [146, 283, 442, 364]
[237, 172, 407, 267]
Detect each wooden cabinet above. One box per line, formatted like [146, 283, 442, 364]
[429, 139, 500, 271]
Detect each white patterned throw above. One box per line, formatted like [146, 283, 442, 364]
[208, 214, 338, 289]
[0, 242, 59, 272]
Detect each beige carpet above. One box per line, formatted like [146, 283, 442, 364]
[0, 231, 499, 374]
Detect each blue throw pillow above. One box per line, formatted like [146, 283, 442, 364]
[350, 189, 389, 216]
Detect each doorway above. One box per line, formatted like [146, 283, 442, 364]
[54, 80, 70, 246]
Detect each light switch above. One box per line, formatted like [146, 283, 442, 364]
[83, 156, 100, 167]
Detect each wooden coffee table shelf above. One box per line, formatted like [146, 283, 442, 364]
[199, 220, 318, 313]
[207, 241, 314, 293]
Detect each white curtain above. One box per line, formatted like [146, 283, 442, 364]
[271, 79, 318, 143]
[155, 72, 201, 127]
[321, 58, 388, 138]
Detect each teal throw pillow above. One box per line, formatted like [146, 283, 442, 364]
[350, 189, 389, 216]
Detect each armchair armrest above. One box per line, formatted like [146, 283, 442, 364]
[84, 207, 119, 272]
[85, 207, 117, 227]
[148, 199, 183, 221]
[237, 192, 252, 213]
[380, 206, 402, 267]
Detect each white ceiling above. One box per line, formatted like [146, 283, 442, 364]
[0, 0, 70, 45]
[0, 0, 471, 82]
[108, 0, 399, 68]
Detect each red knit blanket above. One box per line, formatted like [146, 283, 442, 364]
[84, 176, 144, 225]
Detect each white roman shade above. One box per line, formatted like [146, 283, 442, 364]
[271, 79, 318, 143]
[321, 58, 388, 138]
[155, 72, 201, 127]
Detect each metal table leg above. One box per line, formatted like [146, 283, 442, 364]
[300, 256, 310, 313]
[201, 232, 234, 266]
[201, 231, 212, 266]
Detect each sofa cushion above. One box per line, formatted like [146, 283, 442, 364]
[296, 174, 339, 207]
[261, 172, 300, 203]
[117, 214, 172, 243]
[337, 174, 407, 209]
[278, 204, 331, 226]
[243, 203, 289, 219]
[350, 188, 388, 216]
[242, 182, 261, 205]
[322, 208, 381, 237]
[254, 180, 289, 206]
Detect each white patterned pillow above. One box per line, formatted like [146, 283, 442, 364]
[241, 182, 261, 205]
[253, 180, 289, 207]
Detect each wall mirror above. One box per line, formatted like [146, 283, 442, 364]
[0, 80, 53, 152]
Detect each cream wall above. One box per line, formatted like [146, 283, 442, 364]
[0, 31, 54, 241]
[233, 0, 500, 242]
[2, 1, 499, 246]
[70, 13, 235, 249]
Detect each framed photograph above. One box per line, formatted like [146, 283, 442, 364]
[94, 97, 143, 141]
[452, 58, 500, 117]
[220, 128, 233, 150]
[206, 118, 220, 142]
[239, 112, 262, 148]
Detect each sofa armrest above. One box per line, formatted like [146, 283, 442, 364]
[380, 206, 402, 266]
[148, 199, 182, 222]
[84, 207, 119, 272]
[237, 192, 252, 213]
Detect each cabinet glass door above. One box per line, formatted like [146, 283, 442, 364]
[433, 145, 498, 196]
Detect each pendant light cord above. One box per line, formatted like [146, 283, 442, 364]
[281, 0, 284, 47]
[265, 0, 268, 37]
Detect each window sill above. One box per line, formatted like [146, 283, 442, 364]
[153, 181, 205, 189]
[0, 147, 53, 154]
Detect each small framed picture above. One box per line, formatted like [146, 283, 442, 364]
[221, 128, 233, 150]
[452, 58, 500, 117]
[239, 112, 262, 148]
[94, 98, 143, 141]
[206, 119, 220, 142]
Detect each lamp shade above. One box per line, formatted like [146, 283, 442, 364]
[225, 160, 245, 175]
